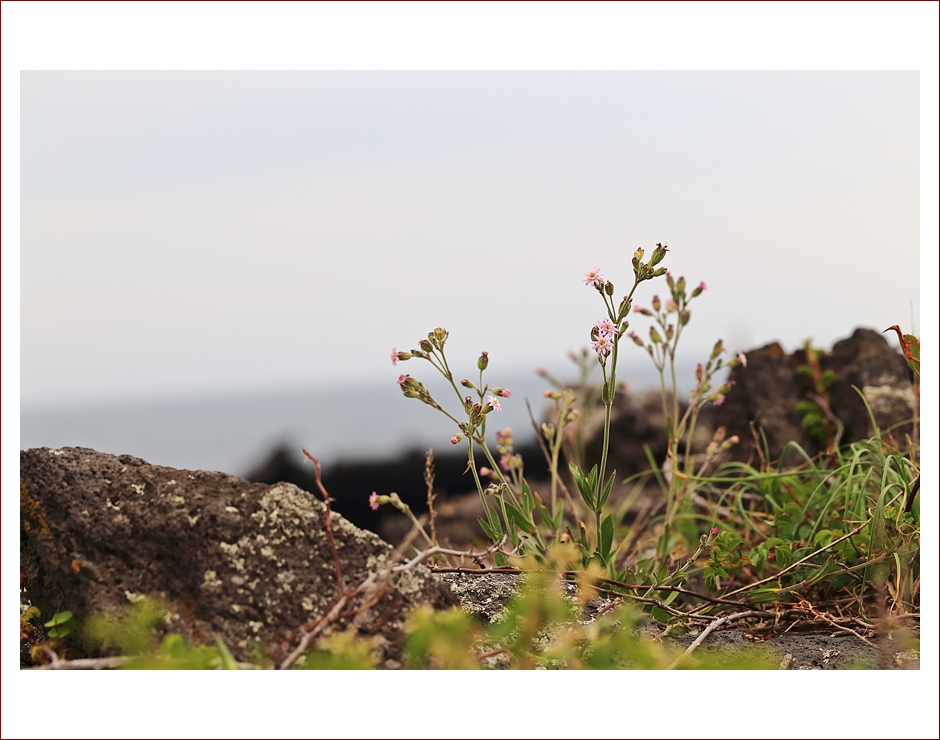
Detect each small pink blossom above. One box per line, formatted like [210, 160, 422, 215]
[493, 388, 511, 398]
[594, 318, 616, 337]
[450, 434, 462, 445]
[710, 527, 720, 536]
[714, 393, 726, 407]
[391, 347, 399, 366]
[583, 266, 604, 287]
[737, 352, 747, 368]
[487, 395, 502, 412]
[397, 374, 410, 386]
[665, 300, 677, 313]
[369, 492, 380, 511]
[699, 281, 707, 291]
[592, 335, 614, 356]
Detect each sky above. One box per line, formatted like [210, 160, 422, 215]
[15, 68, 924, 408]
[3, 3, 939, 738]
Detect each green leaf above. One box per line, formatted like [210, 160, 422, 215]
[45, 611, 74, 628]
[775, 544, 792, 568]
[504, 501, 536, 535]
[649, 607, 672, 624]
[215, 636, 239, 670]
[477, 516, 498, 541]
[813, 529, 834, 548]
[599, 514, 614, 560]
[598, 470, 617, 509]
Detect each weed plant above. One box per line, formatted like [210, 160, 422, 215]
[22, 243, 919, 669]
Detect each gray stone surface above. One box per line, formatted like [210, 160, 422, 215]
[20, 447, 457, 665]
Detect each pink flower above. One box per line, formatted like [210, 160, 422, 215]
[486, 395, 502, 412]
[594, 318, 616, 337]
[710, 526, 720, 536]
[592, 334, 614, 356]
[714, 393, 726, 407]
[450, 434, 462, 445]
[493, 388, 511, 398]
[665, 300, 677, 313]
[391, 347, 398, 366]
[583, 266, 604, 287]
[737, 352, 747, 368]
[369, 492, 380, 511]
[397, 374, 410, 386]
[699, 281, 707, 291]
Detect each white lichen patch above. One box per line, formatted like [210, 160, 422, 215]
[202, 570, 223, 591]
[130, 483, 146, 495]
[49, 449, 64, 456]
[230, 604, 242, 614]
[171, 496, 186, 505]
[393, 569, 424, 596]
[187, 513, 200, 526]
[231, 575, 246, 586]
[125, 591, 147, 603]
[301, 596, 315, 611]
[260, 546, 274, 559]
[862, 384, 916, 418]
[166, 479, 177, 486]
[249, 620, 264, 634]
[106, 498, 121, 510]
[276, 571, 296, 593]
[225, 506, 240, 514]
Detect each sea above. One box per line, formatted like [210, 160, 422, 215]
[20, 365, 692, 477]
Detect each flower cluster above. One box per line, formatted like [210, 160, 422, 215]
[590, 316, 619, 357]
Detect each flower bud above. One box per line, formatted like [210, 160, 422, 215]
[628, 331, 644, 347]
[651, 295, 661, 312]
[419, 339, 433, 353]
[451, 434, 463, 445]
[544, 389, 561, 399]
[666, 272, 675, 291]
[464, 395, 474, 412]
[634, 247, 645, 262]
[541, 422, 555, 441]
[691, 281, 706, 298]
[679, 310, 691, 326]
[433, 327, 448, 343]
[720, 435, 740, 450]
[666, 324, 674, 341]
[696, 363, 703, 381]
[711, 339, 724, 359]
[649, 327, 663, 344]
[652, 267, 668, 277]
[651, 242, 668, 266]
[492, 387, 511, 398]
[633, 306, 653, 317]
[677, 276, 686, 295]
[478, 351, 489, 371]
[461, 378, 474, 388]
[604, 280, 614, 296]
[665, 299, 677, 313]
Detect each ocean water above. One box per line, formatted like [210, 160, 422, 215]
[20, 365, 688, 477]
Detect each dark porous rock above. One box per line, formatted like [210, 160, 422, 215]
[20, 447, 458, 666]
[824, 328, 918, 445]
[713, 341, 814, 466]
[714, 328, 918, 466]
[568, 388, 715, 479]
[244, 442, 549, 545]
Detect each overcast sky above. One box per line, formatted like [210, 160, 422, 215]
[3, 3, 939, 737]
[16, 69, 924, 408]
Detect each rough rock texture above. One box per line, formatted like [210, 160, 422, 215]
[712, 340, 814, 466]
[20, 447, 458, 665]
[714, 327, 917, 465]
